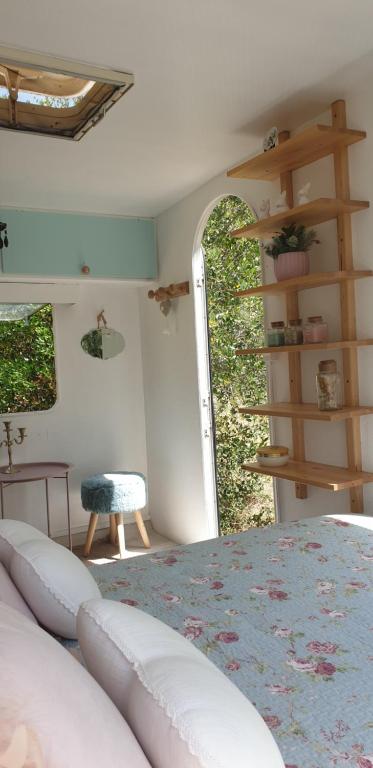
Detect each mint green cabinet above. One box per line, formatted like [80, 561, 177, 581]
[0, 209, 157, 279]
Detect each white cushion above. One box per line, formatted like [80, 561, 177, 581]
[78, 599, 285, 768]
[0, 602, 150, 768]
[11, 539, 101, 639]
[0, 562, 37, 624]
[0, 519, 46, 571]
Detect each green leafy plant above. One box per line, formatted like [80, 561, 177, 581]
[264, 224, 319, 259]
[202, 196, 274, 535]
[0, 305, 57, 414]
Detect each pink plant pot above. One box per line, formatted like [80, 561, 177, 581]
[274, 251, 310, 282]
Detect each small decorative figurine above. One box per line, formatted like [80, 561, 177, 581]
[263, 126, 278, 152]
[270, 190, 289, 216]
[258, 199, 270, 220]
[297, 181, 311, 206]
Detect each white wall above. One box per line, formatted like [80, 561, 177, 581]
[141, 81, 373, 541]
[1, 282, 148, 537]
[140, 175, 272, 544]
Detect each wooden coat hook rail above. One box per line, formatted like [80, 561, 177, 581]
[148, 281, 189, 302]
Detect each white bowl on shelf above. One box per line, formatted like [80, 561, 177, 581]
[256, 446, 289, 467]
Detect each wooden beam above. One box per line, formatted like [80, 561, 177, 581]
[332, 99, 363, 514]
[236, 338, 373, 355]
[233, 270, 373, 297]
[278, 130, 307, 499]
[242, 459, 373, 491]
[239, 402, 373, 422]
[230, 199, 368, 239]
[227, 124, 366, 181]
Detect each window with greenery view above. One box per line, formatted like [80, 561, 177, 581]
[202, 196, 274, 535]
[0, 304, 57, 414]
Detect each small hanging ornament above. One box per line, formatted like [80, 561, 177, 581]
[0, 222, 9, 251]
[0, 222, 8, 271]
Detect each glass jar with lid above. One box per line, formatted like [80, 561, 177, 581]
[316, 359, 341, 410]
[304, 315, 328, 344]
[284, 319, 303, 345]
[267, 321, 285, 347]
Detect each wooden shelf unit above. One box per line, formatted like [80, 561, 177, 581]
[230, 198, 368, 239]
[234, 270, 373, 297]
[239, 403, 373, 422]
[241, 459, 373, 492]
[227, 124, 366, 181]
[228, 100, 372, 512]
[236, 338, 373, 356]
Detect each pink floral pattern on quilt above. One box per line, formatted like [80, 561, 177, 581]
[87, 515, 373, 768]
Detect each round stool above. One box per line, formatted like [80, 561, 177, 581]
[81, 472, 150, 559]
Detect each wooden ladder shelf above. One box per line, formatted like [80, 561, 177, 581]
[228, 100, 371, 513]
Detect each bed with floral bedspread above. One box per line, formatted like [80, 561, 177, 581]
[88, 515, 373, 768]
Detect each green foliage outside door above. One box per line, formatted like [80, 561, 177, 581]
[202, 196, 274, 534]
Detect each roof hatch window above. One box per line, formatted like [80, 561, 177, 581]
[0, 47, 134, 140]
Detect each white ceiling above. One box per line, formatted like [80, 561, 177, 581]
[2, 0, 373, 217]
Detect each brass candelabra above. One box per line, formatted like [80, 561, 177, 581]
[1, 421, 27, 474]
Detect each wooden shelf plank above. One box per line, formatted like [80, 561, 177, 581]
[227, 125, 366, 181]
[242, 459, 373, 491]
[236, 339, 373, 356]
[231, 198, 369, 239]
[234, 270, 373, 298]
[239, 402, 373, 422]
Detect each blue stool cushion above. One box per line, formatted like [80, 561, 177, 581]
[81, 472, 146, 515]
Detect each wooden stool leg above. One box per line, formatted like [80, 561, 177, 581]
[109, 514, 117, 545]
[134, 509, 150, 548]
[84, 513, 98, 557]
[115, 513, 126, 559]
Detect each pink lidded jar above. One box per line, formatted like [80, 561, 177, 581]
[303, 315, 328, 344]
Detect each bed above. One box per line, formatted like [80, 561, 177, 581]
[87, 514, 373, 768]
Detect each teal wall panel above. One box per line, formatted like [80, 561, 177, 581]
[0, 209, 157, 279]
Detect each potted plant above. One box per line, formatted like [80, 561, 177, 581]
[264, 224, 319, 281]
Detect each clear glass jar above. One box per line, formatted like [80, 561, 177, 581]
[304, 315, 328, 344]
[284, 319, 303, 345]
[267, 321, 285, 347]
[316, 359, 341, 410]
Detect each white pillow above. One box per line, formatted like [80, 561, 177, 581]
[11, 539, 101, 639]
[0, 562, 37, 624]
[0, 602, 151, 768]
[78, 599, 285, 768]
[0, 519, 46, 571]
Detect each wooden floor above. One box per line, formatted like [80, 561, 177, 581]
[71, 521, 175, 564]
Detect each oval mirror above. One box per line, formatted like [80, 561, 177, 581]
[81, 328, 125, 360]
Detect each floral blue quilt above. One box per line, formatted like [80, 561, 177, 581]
[89, 515, 373, 768]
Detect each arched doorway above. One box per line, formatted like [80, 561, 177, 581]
[193, 195, 275, 536]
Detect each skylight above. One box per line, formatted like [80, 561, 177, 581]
[0, 46, 134, 140]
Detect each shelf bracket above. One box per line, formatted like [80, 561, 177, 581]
[332, 100, 363, 514]
[278, 130, 307, 499]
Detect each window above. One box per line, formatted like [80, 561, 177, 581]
[0, 304, 57, 414]
[0, 46, 134, 140]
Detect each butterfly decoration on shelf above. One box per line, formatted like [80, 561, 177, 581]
[270, 190, 289, 215]
[263, 126, 278, 152]
[297, 181, 311, 206]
